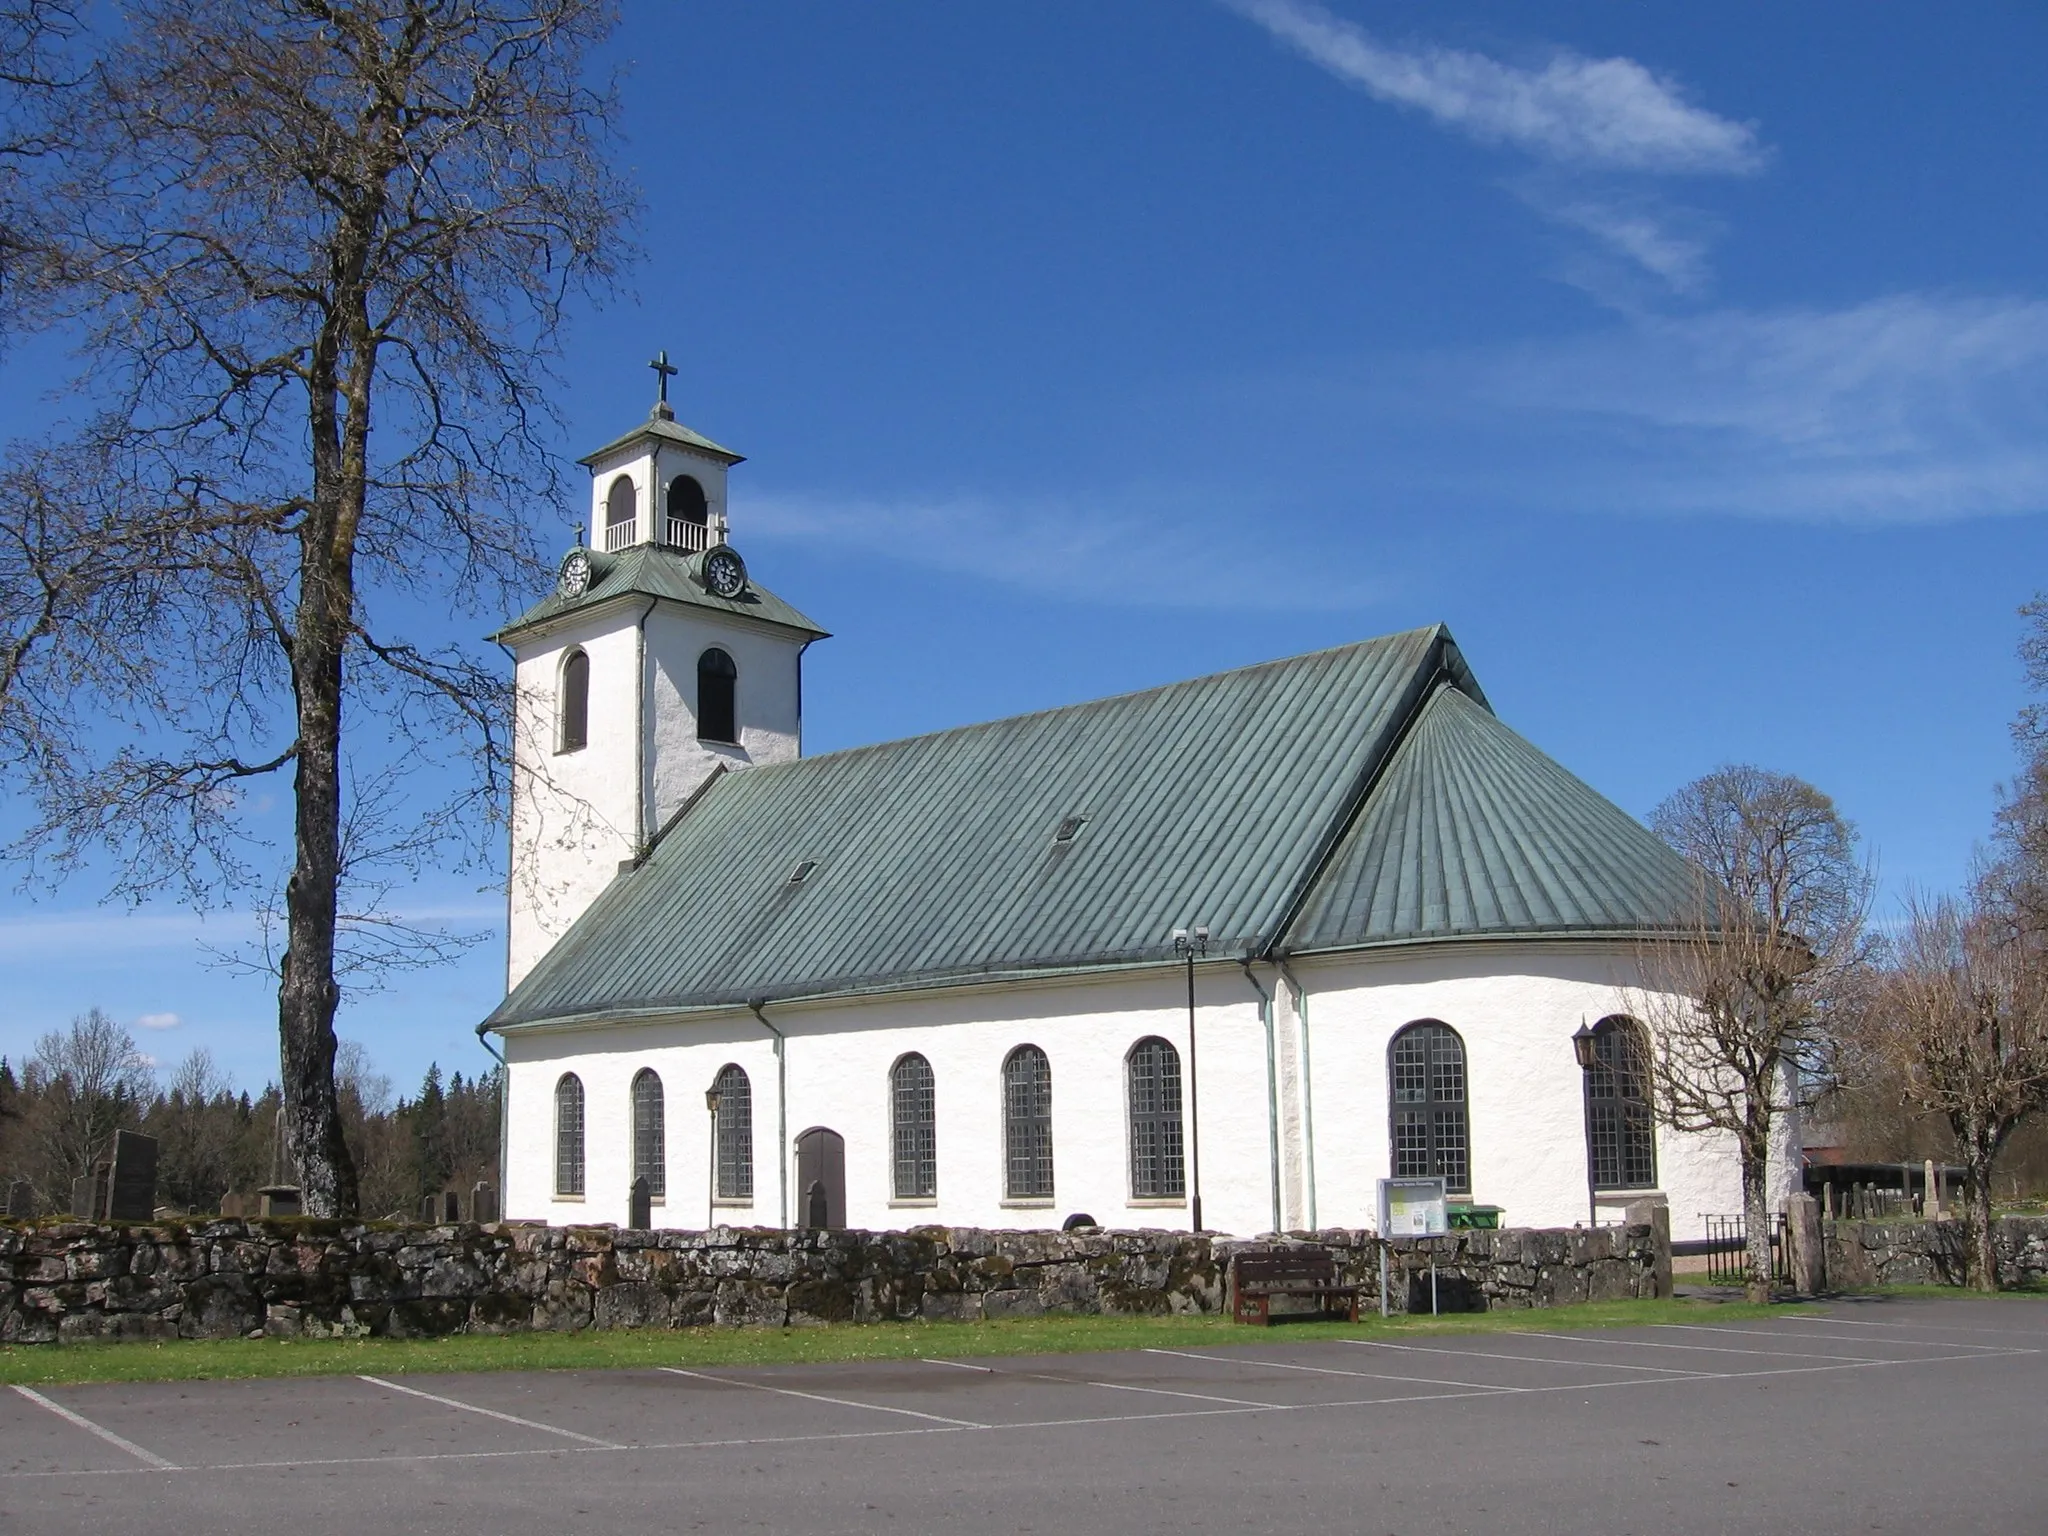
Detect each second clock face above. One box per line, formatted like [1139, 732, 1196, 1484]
[704, 545, 748, 599]
[558, 548, 592, 598]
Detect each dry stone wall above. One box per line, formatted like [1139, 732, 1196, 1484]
[1823, 1216, 2048, 1290]
[0, 1217, 1669, 1344]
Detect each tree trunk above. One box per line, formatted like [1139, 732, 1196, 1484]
[278, 292, 372, 1222]
[1962, 1129, 2001, 1293]
[1742, 1140, 1774, 1304]
[277, 613, 358, 1219]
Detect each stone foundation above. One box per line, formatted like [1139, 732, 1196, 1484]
[0, 1217, 1669, 1344]
[1823, 1216, 2048, 1290]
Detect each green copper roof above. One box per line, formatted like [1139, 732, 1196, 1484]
[1284, 684, 1694, 951]
[484, 625, 1688, 1033]
[577, 409, 744, 467]
[490, 543, 829, 644]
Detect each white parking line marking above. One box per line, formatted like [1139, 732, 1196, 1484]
[1509, 1328, 1883, 1363]
[1340, 1337, 1717, 1376]
[918, 1358, 994, 1372]
[1143, 1346, 1527, 1392]
[1072, 1379, 1275, 1408]
[359, 1375, 621, 1448]
[1652, 1324, 2026, 1353]
[9, 1385, 179, 1471]
[1, 1336, 2026, 1482]
[659, 1366, 990, 1428]
[1815, 1314, 2048, 1340]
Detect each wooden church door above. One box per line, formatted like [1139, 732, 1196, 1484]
[795, 1127, 845, 1229]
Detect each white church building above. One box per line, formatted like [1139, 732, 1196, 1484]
[482, 389, 1776, 1243]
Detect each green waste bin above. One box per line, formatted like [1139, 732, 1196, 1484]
[1446, 1204, 1503, 1230]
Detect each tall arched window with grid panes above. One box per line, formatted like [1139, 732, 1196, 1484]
[711, 1063, 753, 1201]
[1388, 1021, 1469, 1195]
[890, 1053, 936, 1199]
[1002, 1046, 1053, 1200]
[1583, 1016, 1657, 1191]
[1126, 1037, 1185, 1199]
[631, 1068, 665, 1200]
[554, 1074, 584, 1198]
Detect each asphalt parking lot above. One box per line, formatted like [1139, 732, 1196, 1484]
[3, 1296, 2043, 1535]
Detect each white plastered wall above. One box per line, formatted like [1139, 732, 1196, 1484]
[506, 608, 644, 988]
[505, 595, 806, 991]
[1290, 942, 1767, 1243]
[643, 605, 804, 831]
[503, 969, 1276, 1235]
[499, 943, 1762, 1241]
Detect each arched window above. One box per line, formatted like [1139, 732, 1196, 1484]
[558, 648, 589, 753]
[604, 474, 636, 549]
[631, 1068, 665, 1199]
[1126, 1037, 1185, 1199]
[1002, 1046, 1053, 1200]
[1584, 1016, 1657, 1190]
[667, 474, 708, 548]
[554, 1074, 585, 1197]
[1389, 1021, 1469, 1195]
[890, 1053, 936, 1199]
[697, 647, 737, 744]
[712, 1062, 753, 1201]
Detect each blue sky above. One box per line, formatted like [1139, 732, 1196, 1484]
[6, 0, 2048, 1097]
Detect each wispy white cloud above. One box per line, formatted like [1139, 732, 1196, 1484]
[134, 1011, 182, 1031]
[743, 490, 1382, 611]
[1468, 293, 2048, 521]
[1222, 0, 1760, 296]
[1224, 0, 1762, 174]
[1518, 183, 1715, 300]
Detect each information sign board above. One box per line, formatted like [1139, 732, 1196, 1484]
[1376, 1176, 1448, 1236]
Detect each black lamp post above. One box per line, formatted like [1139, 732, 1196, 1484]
[1571, 1020, 1600, 1228]
[1173, 925, 1209, 1232]
[704, 1086, 721, 1231]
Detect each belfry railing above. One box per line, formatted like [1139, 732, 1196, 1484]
[664, 518, 711, 553]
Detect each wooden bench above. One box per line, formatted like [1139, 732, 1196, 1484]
[1231, 1246, 1360, 1326]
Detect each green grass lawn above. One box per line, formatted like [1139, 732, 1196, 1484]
[0, 1296, 1797, 1387]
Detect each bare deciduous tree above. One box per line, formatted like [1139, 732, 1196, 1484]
[1855, 896, 2048, 1289]
[0, 1, 633, 1217]
[20, 1009, 156, 1205]
[1632, 766, 1872, 1300]
[0, 0, 79, 317]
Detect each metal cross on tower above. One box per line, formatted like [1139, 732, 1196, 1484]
[648, 350, 678, 405]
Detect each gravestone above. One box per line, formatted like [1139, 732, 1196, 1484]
[419, 1193, 440, 1224]
[442, 1189, 461, 1223]
[471, 1182, 497, 1224]
[258, 1185, 301, 1217]
[6, 1179, 34, 1218]
[71, 1163, 109, 1219]
[219, 1191, 249, 1218]
[104, 1130, 159, 1222]
[628, 1176, 651, 1230]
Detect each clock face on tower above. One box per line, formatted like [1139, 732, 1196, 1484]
[703, 544, 748, 599]
[558, 547, 593, 599]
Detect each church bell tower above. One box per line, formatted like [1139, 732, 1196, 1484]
[495, 357, 831, 989]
